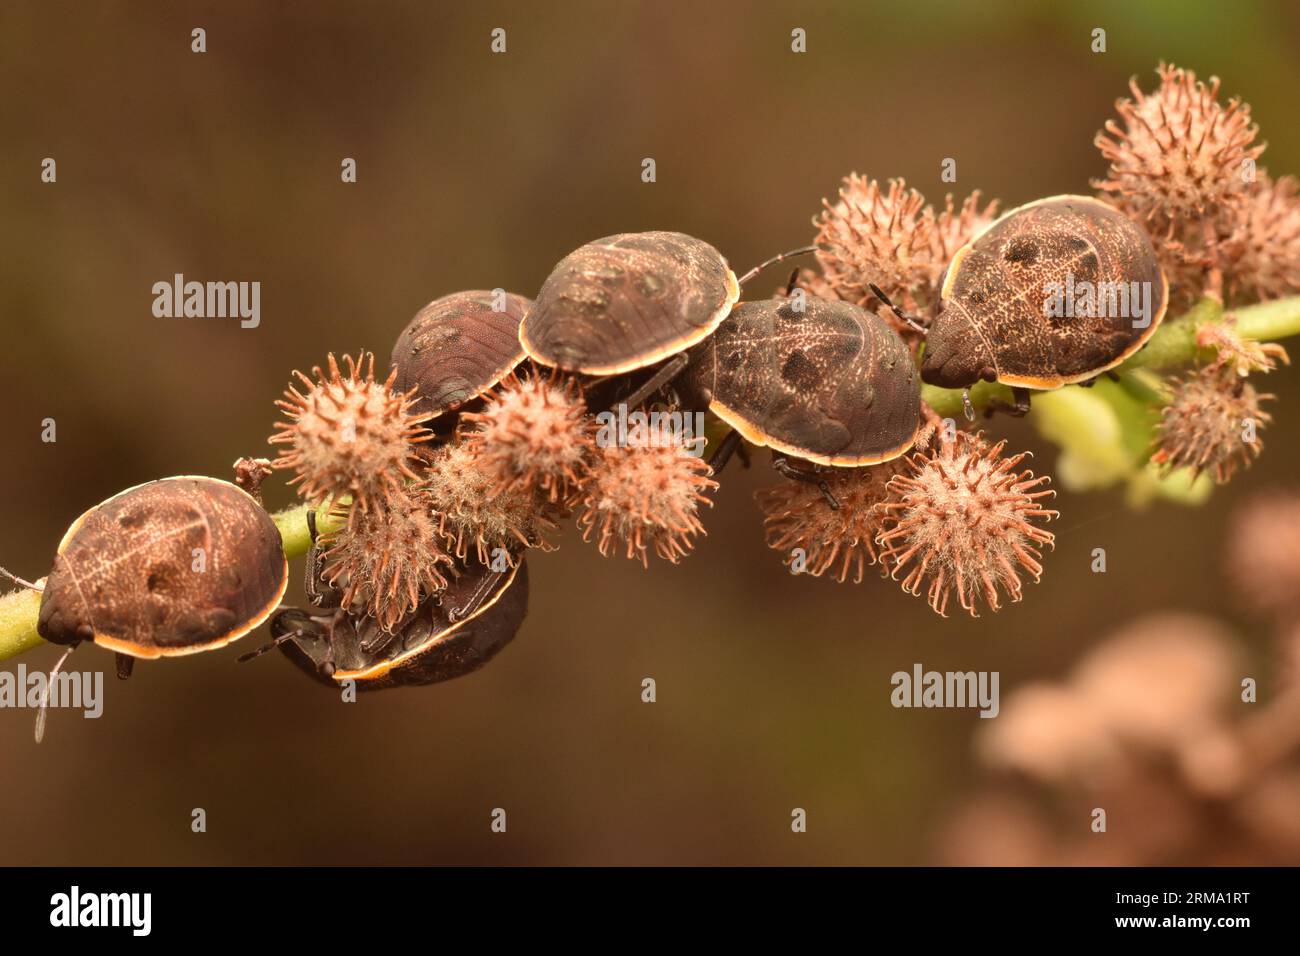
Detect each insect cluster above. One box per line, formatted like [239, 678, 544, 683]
[5, 63, 1300, 733]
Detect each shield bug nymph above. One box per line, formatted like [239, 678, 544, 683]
[918, 194, 1168, 404]
[261, 558, 529, 691]
[684, 295, 922, 469]
[519, 231, 740, 409]
[3, 475, 287, 740]
[390, 289, 534, 430]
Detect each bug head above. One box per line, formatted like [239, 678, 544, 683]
[33, 559, 94, 648]
[920, 304, 998, 389]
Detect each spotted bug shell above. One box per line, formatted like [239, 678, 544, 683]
[275, 560, 528, 690]
[922, 195, 1167, 389]
[686, 296, 920, 466]
[391, 290, 532, 417]
[37, 477, 287, 658]
[520, 231, 740, 375]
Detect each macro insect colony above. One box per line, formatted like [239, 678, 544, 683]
[3, 63, 1298, 729]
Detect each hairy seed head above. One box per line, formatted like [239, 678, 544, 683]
[756, 460, 907, 583]
[575, 426, 717, 567]
[815, 174, 936, 313]
[320, 487, 455, 632]
[423, 441, 558, 566]
[1222, 173, 1300, 303]
[270, 352, 432, 512]
[874, 432, 1058, 617]
[461, 372, 593, 502]
[1152, 364, 1273, 484]
[1094, 62, 1264, 222]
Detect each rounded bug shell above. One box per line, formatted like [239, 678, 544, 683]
[37, 477, 287, 658]
[685, 296, 921, 466]
[519, 231, 740, 375]
[391, 290, 532, 417]
[276, 559, 528, 691]
[922, 195, 1168, 389]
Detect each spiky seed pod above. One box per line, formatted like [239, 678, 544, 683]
[1094, 62, 1264, 222]
[815, 174, 936, 312]
[270, 352, 433, 512]
[320, 487, 455, 632]
[423, 441, 558, 565]
[1223, 174, 1300, 303]
[874, 432, 1058, 618]
[575, 427, 717, 567]
[928, 191, 1001, 285]
[1152, 364, 1273, 484]
[1227, 494, 1300, 622]
[756, 460, 907, 583]
[460, 372, 593, 503]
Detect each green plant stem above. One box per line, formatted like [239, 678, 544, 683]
[0, 500, 341, 663]
[921, 294, 1300, 419]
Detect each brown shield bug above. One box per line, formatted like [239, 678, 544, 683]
[519, 231, 741, 408]
[912, 195, 1168, 410]
[390, 290, 533, 423]
[684, 295, 921, 469]
[255, 553, 529, 691]
[2, 475, 287, 740]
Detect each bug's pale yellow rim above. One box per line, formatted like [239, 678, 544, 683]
[709, 397, 919, 468]
[519, 269, 741, 376]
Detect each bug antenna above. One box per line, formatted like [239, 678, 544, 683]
[237, 630, 301, 663]
[783, 268, 800, 298]
[34, 644, 77, 744]
[0, 566, 44, 593]
[868, 283, 928, 335]
[738, 245, 816, 287]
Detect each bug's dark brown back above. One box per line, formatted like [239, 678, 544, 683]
[37, 477, 286, 656]
[689, 297, 920, 465]
[925, 196, 1166, 389]
[520, 231, 739, 375]
[278, 560, 529, 690]
[391, 290, 531, 416]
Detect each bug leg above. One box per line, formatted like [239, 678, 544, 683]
[614, 352, 691, 412]
[0, 566, 44, 592]
[707, 429, 743, 474]
[772, 456, 840, 511]
[868, 283, 928, 335]
[984, 387, 1032, 418]
[302, 510, 343, 610]
[114, 653, 134, 680]
[736, 441, 751, 469]
[237, 630, 303, 663]
[317, 607, 352, 678]
[359, 625, 398, 657]
[783, 268, 800, 297]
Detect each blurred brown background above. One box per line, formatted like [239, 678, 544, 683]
[1, 0, 1298, 865]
